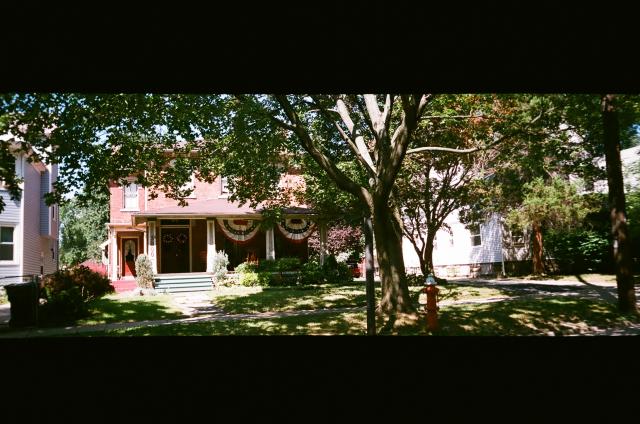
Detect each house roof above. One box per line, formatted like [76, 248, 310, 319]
[130, 198, 315, 225]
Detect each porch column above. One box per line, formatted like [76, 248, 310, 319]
[111, 228, 119, 280]
[206, 219, 216, 272]
[319, 220, 328, 265]
[147, 220, 158, 274]
[265, 225, 275, 260]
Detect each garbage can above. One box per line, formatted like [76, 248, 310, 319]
[4, 280, 40, 328]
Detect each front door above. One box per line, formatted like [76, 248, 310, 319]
[122, 238, 138, 277]
[160, 227, 190, 273]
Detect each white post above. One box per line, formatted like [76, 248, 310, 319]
[147, 220, 158, 274]
[265, 225, 275, 260]
[319, 221, 328, 265]
[206, 219, 216, 272]
[111, 228, 119, 281]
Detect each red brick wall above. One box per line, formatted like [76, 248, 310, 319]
[109, 173, 307, 217]
[109, 181, 144, 224]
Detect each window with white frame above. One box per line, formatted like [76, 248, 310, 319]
[220, 176, 229, 195]
[123, 182, 139, 210]
[470, 224, 482, 247]
[511, 229, 525, 246]
[0, 226, 15, 261]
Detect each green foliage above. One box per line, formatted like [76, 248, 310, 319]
[234, 261, 258, 274]
[40, 266, 114, 325]
[506, 177, 593, 232]
[59, 191, 109, 267]
[134, 254, 155, 288]
[299, 260, 325, 285]
[274, 257, 301, 271]
[626, 190, 640, 264]
[544, 228, 610, 274]
[211, 251, 229, 284]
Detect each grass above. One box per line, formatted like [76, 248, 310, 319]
[0, 288, 8, 305]
[74, 295, 638, 336]
[77, 293, 187, 325]
[210, 283, 503, 315]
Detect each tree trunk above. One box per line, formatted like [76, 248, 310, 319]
[601, 94, 637, 314]
[363, 216, 376, 335]
[371, 200, 414, 315]
[421, 231, 436, 276]
[532, 222, 545, 274]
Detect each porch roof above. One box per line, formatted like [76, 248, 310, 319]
[130, 198, 316, 225]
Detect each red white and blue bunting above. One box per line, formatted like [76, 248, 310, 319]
[277, 218, 316, 242]
[217, 218, 261, 243]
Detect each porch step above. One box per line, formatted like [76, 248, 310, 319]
[153, 274, 214, 293]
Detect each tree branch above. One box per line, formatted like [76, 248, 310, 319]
[335, 98, 376, 175]
[273, 95, 370, 205]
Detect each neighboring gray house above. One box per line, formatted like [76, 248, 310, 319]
[0, 144, 59, 285]
[402, 145, 640, 278]
[402, 211, 528, 278]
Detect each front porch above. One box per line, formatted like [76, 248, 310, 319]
[108, 214, 329, 286]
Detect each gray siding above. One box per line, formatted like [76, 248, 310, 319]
[22, 163, 42, 276]
[40, 169, 50, 235]
[0, 190, 22, 284]
[0, 190, 21, 223]
[469, 214, 503, 264]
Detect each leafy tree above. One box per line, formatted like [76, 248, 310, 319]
[59, 191, 109, 267]
[2, 94, 449, 316]
[396, 94, 506, 276]
[506, 177, 594, 274]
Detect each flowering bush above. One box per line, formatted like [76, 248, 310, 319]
[211, 251, 229, 284]
[135, 254, 155, 288]
[308, 224, 363, 263]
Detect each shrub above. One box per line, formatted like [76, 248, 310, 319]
[238, 271, 273, 287]
[239, 272, 260, 287]
[299, 260, 324, 285]
[135, 254, 155, 288]
[39, 266, 114, 325]
[235, 261, 258, 274]
[276, 257, 302, 272]
[257, 260, 277, 272]
[211, 251, 229, 284]
[545, 228, 609, 274]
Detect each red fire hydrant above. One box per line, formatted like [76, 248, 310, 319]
[424, 274, 439, 331]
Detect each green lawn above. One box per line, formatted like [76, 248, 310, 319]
[77, 293, 187, 325]
[210, 283, 504, 314]
[75, 293, 639, 336]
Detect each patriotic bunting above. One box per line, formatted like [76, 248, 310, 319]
[216, 218, 261, 243]
[277, 218, 316, 242]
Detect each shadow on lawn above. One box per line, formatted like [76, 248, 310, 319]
[214, 285, 369, 314]
[428, 296, 634, 336]
[103, 311, 369, 336]
[78, 297, 187, 325]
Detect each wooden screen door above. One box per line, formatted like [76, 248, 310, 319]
[122, 238, 138, 277]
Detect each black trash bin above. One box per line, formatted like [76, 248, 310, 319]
[4, 280, 40, 328]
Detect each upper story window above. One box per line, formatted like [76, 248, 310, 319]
[0, 226, 15, 261]
[469, 224, 482, 247]
[122, 182, 139, 210]
[220, 176, 229, 196]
